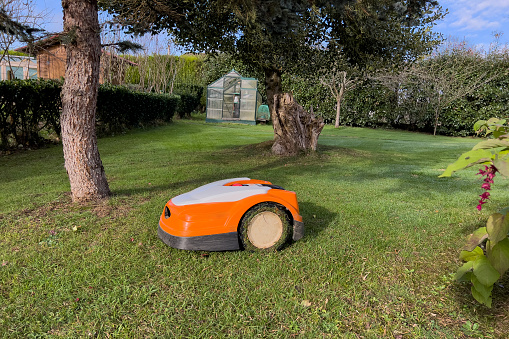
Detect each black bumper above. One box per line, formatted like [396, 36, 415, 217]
[293, 220, 304, 241]
[158, 223, 240, 251]
[158, 219, 304, 251]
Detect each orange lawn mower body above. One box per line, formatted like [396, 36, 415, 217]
[158, 178, 304, 251]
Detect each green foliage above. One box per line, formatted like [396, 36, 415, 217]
[0, 80, 180, 148]
[173, 84, 204, 118]
[441, 118, 509, 307]
[101, 0, 443, 86]
[0, 50, 29, 56]
[175, 54, 206, 87]
[0, 8, 42, 41]
[440, 118, 509, 177]
[97, 84, 178, 133]
[453, 212, 509, 308]
[0, 79, 62, 148]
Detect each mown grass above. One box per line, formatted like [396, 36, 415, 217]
[2, 119, 509, 338]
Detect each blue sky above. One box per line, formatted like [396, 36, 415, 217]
[35, 0, 509, 53]
[436, 0, 509, 50]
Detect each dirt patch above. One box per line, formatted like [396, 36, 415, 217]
[6, 193, 148, 228]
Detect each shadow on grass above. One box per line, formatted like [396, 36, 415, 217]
[112, 139, 477, 210]
[297, 201, 335, 240]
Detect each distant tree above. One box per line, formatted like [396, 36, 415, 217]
[320, 67, 361, 128]
[101, 0, 444, 155]
[0, 1, 45, 62]
[377, 40, 501, 135]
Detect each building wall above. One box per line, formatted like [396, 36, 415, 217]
[37, 45, 66, 80]
[36, 45, 129, 84]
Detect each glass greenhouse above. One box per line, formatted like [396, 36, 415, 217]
[206, 69, 264, 125]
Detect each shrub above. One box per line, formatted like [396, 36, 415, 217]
[173, 84, 204, 118]
[97, 84, 178, 132]
[0, 79, 62, 148]
[0, 80, 179, 148]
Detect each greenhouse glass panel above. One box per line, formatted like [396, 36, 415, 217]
[11, 66, 24, 79]
[241, 100, 255, 110]
[242, 79, 257, 89]
[208, 88, 223, 99]
[209, 77, 224, 88]
[240, 109, 253, 120]
[28, 68, 37, 79]
[206, 69, 263, 124]
[208, 98, 223, 110]
[241, 91, 255, 99]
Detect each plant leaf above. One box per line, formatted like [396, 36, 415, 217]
[473, 256, 500, 286]
[472, 139, 509, 150]
[465, 227, 488, 252]
[471, 275, 493, 300]
[455, 261, 474, 281]
[471, 285, 492, 307]
[473, 120, 487, 132]
[486, 213, 509, 244]
[460, 246, 484, 262]
[488, 238, 509, 276]
[493, 158, 509, 177]
[439, 150, 492, 177]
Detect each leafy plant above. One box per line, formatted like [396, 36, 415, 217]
[440, 118, 509, 306]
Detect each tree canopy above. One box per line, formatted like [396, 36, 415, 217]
[100, 0, 444, 73]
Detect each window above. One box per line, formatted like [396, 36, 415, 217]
[28, 68, 37, 79]
[7, 66, 24, 79]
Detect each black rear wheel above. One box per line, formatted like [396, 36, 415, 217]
[238, 202, 291, 252]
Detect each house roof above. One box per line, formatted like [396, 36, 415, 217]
[15, 33, 138, 67]
[14, 34, 62, 55]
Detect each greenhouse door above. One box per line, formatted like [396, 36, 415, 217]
[222, 78, 241, 120]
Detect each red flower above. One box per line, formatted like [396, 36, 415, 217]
[476, 165, 497, 210]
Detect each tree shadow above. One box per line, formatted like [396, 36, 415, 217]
[297, 201, 335, 240]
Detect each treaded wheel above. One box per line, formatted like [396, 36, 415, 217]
[238, 202, 292, 252]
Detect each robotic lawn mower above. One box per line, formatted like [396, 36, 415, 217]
[158, 178, 304, 251]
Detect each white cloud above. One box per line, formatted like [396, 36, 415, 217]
[444, 0, 509, 32]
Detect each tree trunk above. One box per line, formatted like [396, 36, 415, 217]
[265, 67, 282, 117]
[61, 0, 110, 202]
[334, 97, 341, 128]
[271, 92, 325, 156]
[334, 86, 344, 129]
[433, 94, 441, 136]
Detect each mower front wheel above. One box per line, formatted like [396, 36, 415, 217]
[238, 202, 291, 252]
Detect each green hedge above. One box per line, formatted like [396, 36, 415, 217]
[0, 80, 179, 149]
[173, 84, 205, 118]
[0, 79, 62, 147]
[97, 84, 178, 133]
[287, 75, 509, 136]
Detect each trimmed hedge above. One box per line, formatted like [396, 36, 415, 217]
[288, 74, 509, 136]
[173, 84, 205, 118]
[97, 84, 178, 133]
[0, 80, 179, 149]
[0, 79, 62, 147]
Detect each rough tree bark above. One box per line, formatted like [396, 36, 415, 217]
[265, 68, 283, 117]
[265, 68, 325, 156]
[61, 0, 110, 202]
[271, 92, 325, 156]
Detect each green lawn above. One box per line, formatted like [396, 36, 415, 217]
[1, 120, 509, 338]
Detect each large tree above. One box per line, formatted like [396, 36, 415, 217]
[60, 0, 110, 202]
[101, 0, 443, 154]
